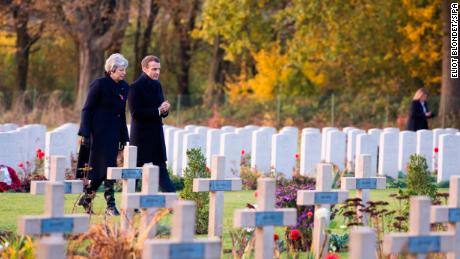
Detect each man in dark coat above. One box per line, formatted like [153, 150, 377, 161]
[77, 53, 130, 215]
[129, 55, 175, 192]
[406, 88, 434, 131]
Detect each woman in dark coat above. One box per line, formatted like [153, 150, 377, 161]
[77, 53, 130, 215]
[406, 88, 433, 131]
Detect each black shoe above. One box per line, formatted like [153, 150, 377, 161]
[105, 206, 120, 216]
[78, 193, 95, 214]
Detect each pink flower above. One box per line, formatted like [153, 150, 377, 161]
[307, 211, 313, 217]
[434, 147, 439, 153]
[289, 229, 301, 241]
[295, 153, 299, 159]
[241, 149, 246, 156]
[18, 163, 24, 169]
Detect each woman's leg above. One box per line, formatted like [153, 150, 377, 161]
[78, 177, 104, 214]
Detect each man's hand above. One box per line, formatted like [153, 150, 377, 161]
[159, 100, 170, 114]
[425, 112, 432, 117]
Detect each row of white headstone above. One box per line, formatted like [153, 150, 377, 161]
[163, 125, 460, 182]
[1, 122, 459, 183]
[0, 123, 46, 173]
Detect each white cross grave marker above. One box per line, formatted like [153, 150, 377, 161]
[297, 163, 349, 259]
[107, 145, 141, 230]
[143, 200, 221, 259]
[30, 156, 83, 194]
[18, 159, 89, 259]
[193, 155, 242, 237]
[234, 178, 297, 259]
[384, 196, 454, 259]
[122, 164, 178, 239]
[341, 154, 386, 224]
[431, 175, 460, 259]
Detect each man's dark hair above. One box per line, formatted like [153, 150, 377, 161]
[141, 55, 160, 68]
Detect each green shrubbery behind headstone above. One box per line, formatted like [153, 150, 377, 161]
[406, 154, 437, 199]
[179, 148, 210, 234]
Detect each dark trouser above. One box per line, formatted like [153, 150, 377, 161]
[156, 162, 176, 192]
[86, 178, 116, 207]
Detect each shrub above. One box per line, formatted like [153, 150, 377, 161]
[406, 154, 437, 199]
[240, 166, 261, 190]
[179, 148, 210, 234]
[168, 169, 184, 191]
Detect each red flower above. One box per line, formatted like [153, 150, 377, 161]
[241, 149, 245, 156]
[295, 153, 299, 159]
[253, 191, 258, 198]
[274, 233, 279, 241]
[326, 253, 340, 259]
[434, 147, 439, 153]
[36, 149, 45, 160]
[18, 163, 24, 169]
[26, 161, 30, 165]
[289, 229, 301, 241]
[307, 211, 313, 217]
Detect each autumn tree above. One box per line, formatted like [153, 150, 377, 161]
[1, 0, 44, 92]
[132, 0, 159, 80]
[37, 0, 130, 107]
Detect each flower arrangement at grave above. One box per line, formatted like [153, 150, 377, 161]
[18, 148, 47, 192]
[275, 175, 315, 253]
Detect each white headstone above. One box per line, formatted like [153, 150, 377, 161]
[272, 133, 294, 178]
[321, 127, 338, 160]
[164, 127, 177, 168]
[346, 129, 365, 172]
[438, 134, 460, 183]
[221, 125, 236, 133]
[300, 131, 321, 176]
[302, 127, 320, 134]
[378, 131, 399, 178]
[355, 133, 378, 176]
[398, 131, 416, 174]
[45, 131, 68, 179]
[194, 126, 208, 155]
[416, 129, 433, 172]
[184, 125, 197, 132]
[384, 127, 399, 133]
[432, 128, 446, 171]
[206, 129, 222, 167]
[368, 128, 382, 147]
[172, 130, 185, 176]
[326, 130, 346, 171]
[0, 131, 22, 171]
[235, 128, 252, 155]
[220, 133, 242, 177]
[251, 129, 273, 173]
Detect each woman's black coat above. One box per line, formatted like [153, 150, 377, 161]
[77, 76, 129, 180]
[128, 74, 168, 166]
[406, 100, 431, 131]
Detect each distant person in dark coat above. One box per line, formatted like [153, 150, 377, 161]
[406, 88, 434, 131]
[77, 53, 130, 215]
[129, 55, 175, 192]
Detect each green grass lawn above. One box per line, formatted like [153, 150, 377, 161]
[0, 188, 448, 258]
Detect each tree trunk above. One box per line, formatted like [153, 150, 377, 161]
[76, 41, 105, 107]
[12, 4, 31, 92]
[440, 0, 460, 126]
[133, 0, 159, 80]
[205, 35, 226, 106]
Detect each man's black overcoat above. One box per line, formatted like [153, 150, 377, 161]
[128, 73, 168, 166]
